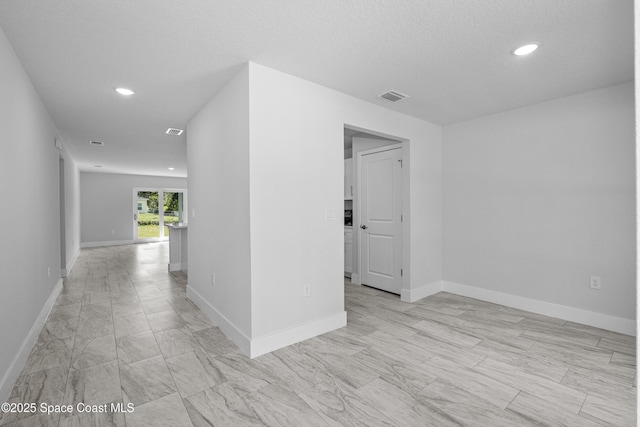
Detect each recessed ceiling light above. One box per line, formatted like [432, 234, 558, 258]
[94, 165, 102, 168]
[168, 167, 175, 171]
[115, 87, 135, 96]
[513, 43, 539, 56]
[89, 140, 104, 146]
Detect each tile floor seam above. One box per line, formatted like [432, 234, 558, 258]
[109, 273, 128, 416]
[504, 389, 523, 411]
[57, 282, 85, 427]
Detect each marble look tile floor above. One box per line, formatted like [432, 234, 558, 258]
[0, 243, 636, 426]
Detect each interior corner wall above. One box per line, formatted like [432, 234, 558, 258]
[186, 64, 253, 341]
[0, 25, 64, 401]
[443, 82, 635, 323]
[247, 62, 443, 341]
[80, 172, 187, 245]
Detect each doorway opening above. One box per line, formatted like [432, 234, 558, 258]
[343, 125, 407, 296]
[59, 155, 67, 277]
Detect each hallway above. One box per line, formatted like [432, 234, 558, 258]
[0, 243, 636, 426]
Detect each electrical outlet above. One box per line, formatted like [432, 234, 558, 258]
[47, 267, 51, 279]
[590, 276, 601, 290]
[211, 273, 216, 287]
[303, 284, 311, 297]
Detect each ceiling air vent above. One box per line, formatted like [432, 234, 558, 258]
[166, 128, 184, 136]
[89, 140, 104, 146]
[378, 90, 410, 103]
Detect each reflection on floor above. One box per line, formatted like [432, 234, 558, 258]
[0, 243, 636, 426]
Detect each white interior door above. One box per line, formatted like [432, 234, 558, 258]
[359, 146, 402, 294]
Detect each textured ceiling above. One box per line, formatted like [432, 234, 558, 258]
[0, 0, 633, 177]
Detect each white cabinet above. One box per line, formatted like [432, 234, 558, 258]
[344, 158, 353, 200]
[344, 227, 353, 276]
[168, 224, 188, 272]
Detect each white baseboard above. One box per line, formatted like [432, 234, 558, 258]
[186, 286, 252, 356]
[350, 273, 360, 284]
[0, 279, 63, 403]
[250, 311, 347, 359]
[442, 281, 636, 336]
[81, 240, 135, 248]
[187, 286, 347, 358]
[401, 281, 443, 302]
[67, 247, 80, 273]
[62, 247, 80, 278]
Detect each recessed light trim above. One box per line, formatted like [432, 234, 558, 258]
[115, 87, 135, 96]
[168, 167, 175, 171]
[89, 140, 104, 146]
[513, 43, 539, 56]
[94, 165, 102, 168]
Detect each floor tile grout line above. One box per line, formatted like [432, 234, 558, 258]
[108, 258, 130, 420]
[57, 272, 88, 426]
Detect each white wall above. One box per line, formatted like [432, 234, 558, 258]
[249, 62, 443, 344]
[248, 63, 346, 340]
[187, 62, 442, 357]
[0, 25, 73, 401]
[80, 172, 187, 245]
[248, 63, 444, 343]
[443, 82, 635, 325]
[186, 65, 253, 341]
[635, 0, 640, 341]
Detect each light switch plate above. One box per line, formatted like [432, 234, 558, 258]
[325, 208, 336, 221]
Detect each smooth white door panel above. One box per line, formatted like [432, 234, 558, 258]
[359, 146, 402, 294]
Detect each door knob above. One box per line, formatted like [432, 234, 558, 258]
[360, 224, 368, 229]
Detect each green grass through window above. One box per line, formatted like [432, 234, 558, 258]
[137, 213, 179, 238]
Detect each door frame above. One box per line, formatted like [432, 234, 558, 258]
[59, 155, 67, 277]
[354, 142, 405, 293]
[133, 187, 188, 242]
